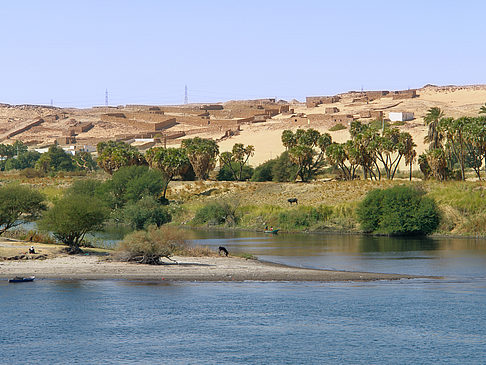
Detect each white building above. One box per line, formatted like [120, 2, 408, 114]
[388, 112, 414, 122]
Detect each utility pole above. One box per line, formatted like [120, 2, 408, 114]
[105, 89, 109, 106]
[50, 99, 53, 107]
[184, 85, 188, 104]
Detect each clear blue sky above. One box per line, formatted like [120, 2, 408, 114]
[1, 0, 485, 107]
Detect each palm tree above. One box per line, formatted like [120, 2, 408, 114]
[479, 103, 486, 115]
[424, 107, 444, 150]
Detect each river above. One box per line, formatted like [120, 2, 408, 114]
[1, 231, 485, 364]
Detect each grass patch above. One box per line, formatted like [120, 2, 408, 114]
[329, 123, 347, 131]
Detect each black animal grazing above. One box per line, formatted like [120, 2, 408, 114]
[288, 198, 298, 205]
[218, 246, 229, 256]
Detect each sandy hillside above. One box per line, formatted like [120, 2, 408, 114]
[1, 85, 485, 167]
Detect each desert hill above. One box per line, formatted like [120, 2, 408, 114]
[1, 84, 485, 166]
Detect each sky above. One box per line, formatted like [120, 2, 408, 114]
[1, 0, 485, 107]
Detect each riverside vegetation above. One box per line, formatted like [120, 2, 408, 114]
[2, 107, 486, 261]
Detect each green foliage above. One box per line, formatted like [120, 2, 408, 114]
[217, 162, 253, 181]
[145, 147, 191, 198]
[72, 151, 97, 171]
[480, 103, 486, 115]
[251, 159, 277, 182]
[35, 145, 75, 172]
[281, 128, 332, 182]
[38, 193, 109, 253]
[4, 151, 41, 171]
[0, 184, 46, 235]
[181, 137, 219, 180]
[96, 140, 146, 175]
[102, 165, 166, 208]
[277, 205, 333, 229]
[219, 143, 255, 181]
[328, 123, 347, 131]
[193, 200, 239, 226]
[117, 226, 190, 264]
[119, 197, 172, 230]
[272, 151, 299, 182]
[66, 179, 104, 197]
[357, 186, 440, 236]
[368, 119, 389, 130]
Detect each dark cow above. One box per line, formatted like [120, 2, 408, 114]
[288, 198, 298, 205]
[219, 246, 229, 256]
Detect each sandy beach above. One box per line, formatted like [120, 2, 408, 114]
[0, 253, 434, 282]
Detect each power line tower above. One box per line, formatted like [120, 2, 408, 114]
[184, 85, 188, 104]
[105, 89, 109, 106]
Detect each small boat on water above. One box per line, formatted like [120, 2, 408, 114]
[264, 229, 280, 234]
[9, 276, 35, 283]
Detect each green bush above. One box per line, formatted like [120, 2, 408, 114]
[120, 197, 172, 230]
[356, 185, 440, 235]
[278, 205, 333, 229]
[272, 151, 299, 182]
[101, 165, 166, 208]
[251, 159, 276, 182]
[193, 200, 239, 226]
[217, 162, 254, 181]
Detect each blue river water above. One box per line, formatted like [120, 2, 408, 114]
[1, 231, 486, 364]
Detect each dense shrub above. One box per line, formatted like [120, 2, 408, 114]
[217, 162, 254, 181]
[272, 151, 299, 182]
[120, 197, 172, 230]
[192, 200, 239, 226]
[101, 165, 166, 208]
[356, 185, 440, 235]
[251, 159, 276, 182]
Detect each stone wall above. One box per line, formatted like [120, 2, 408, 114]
[306, 96, 341, 108]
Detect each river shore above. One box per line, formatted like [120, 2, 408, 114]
[0, 253, 435, 282]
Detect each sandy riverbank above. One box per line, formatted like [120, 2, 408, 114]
[0, 254, 435, 282]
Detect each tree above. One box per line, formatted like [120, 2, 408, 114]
[374, 128, 416, 180]
[440, 117, 467, 180]
[101, 165, 165, 209]
[72, 151, 97, 171]
[464, 116, 486, 179]
[181, 137, 219, 180]
[0, 184, 46, 235]
[145, 147, 191, 199]
[219, 143, 255, 181]
[38, 194, 108, 253]
[479, 103, 486, 115]
[97, 141, 146, 175]
[217, 162, 253, 181]
[0, 141, 28, 162]
[426, 148, 448, 181]
[35, 145, 75, 173]
[357, 186, 440, 236]
[326, 142, 355, 180]
[4, 151, 41, 171]
[418, 153, 431, 180]
[424, 107, 444, 150]
[281, 128, 332, 182]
